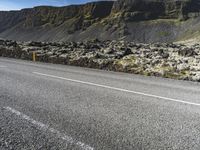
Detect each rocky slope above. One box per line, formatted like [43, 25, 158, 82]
[1, 0, 200, 43]
[1, 39, 200, 82]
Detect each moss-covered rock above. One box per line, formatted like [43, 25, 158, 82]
[1, 39, 200, 82]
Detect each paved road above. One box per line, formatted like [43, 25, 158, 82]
[1, 58, 200, 150]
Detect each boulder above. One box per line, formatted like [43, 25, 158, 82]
[178, 48, 197, 57]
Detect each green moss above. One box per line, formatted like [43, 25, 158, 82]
[163, 71, 182, 79]
[84, 14, 92, 19]
[158, 65, 189, 79]
[140, 19, 184, 26]
[142, 71, 151, 76]
[115, 55, 139, 70]
[158, 31, 170, 37]
[119, 55, 136, 64]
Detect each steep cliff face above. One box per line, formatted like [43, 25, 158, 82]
[0, 1, 115, 42]
[0, 0, 200, 43]
[111, 0, 200, 21]
[23, 1, 114, 28]
[111, 0, 165, 20]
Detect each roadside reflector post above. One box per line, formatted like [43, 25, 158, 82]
[33, 52, 36, 62]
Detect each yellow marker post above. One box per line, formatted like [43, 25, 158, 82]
[33, 52, 36, 62]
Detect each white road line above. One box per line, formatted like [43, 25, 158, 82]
[33, 71, 200, 106]
[4, 106, 94, 150]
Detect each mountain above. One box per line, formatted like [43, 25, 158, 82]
[1, 0, 200, 43]
[112, 0, 200, 20]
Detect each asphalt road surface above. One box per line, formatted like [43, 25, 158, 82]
[1, 58, 200, 150]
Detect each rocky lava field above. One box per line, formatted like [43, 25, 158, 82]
[1, 39, 200, 82]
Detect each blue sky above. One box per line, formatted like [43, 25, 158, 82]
[0, 0, 99, 11]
